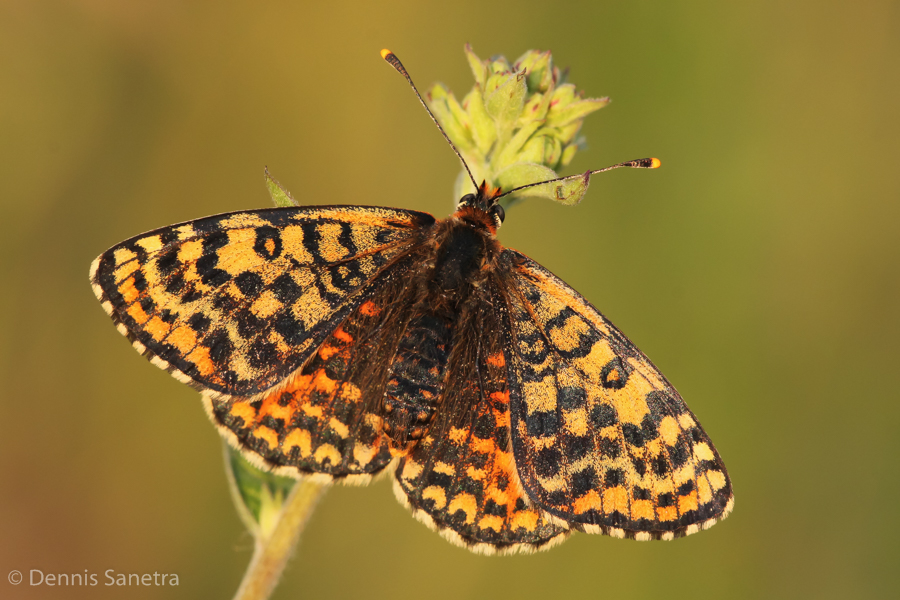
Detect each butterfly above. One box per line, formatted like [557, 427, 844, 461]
[90, 50, 732, 554]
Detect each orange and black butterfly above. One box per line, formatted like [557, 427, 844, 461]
[90, 50, 732, 553]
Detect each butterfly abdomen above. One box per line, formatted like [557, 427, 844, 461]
[382, 312, 453, 450]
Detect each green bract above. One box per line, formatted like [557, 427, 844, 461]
[427, 45, 609, 206]
[224, 443, 298, 540]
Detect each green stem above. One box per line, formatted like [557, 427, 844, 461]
[232, 480, 328, 600]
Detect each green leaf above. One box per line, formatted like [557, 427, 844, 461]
[560, 142, 579, 167]
[428, 84, 474, 152]
[519, 83, 553, 125]
[518, 133, 563, 168]
[464, 43, 487, 88]
[494, 161, 558, 195]
[491, 121, 541, 172]
[544, 136, 563, 170]
[497, 163, 591, 205]
[223, 442, 298, 540]
[549, 83, 577, 110]
[265, 168, 298, 207]
[484, 71, 527, 145]
[534, 172, 591, 205]
[546, 97, 610, 128]
[518, 134, 550, 164]
[445, 88, 472, 135]
[464, 86, 496, 156]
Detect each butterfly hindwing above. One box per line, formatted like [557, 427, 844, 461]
[207, 261, 423, 480]
[394, 286, 569, 553]
[499, 250, 733, 539]
[91, 206, 434, 398]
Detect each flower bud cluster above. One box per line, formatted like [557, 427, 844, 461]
[427, 45, 609, 205]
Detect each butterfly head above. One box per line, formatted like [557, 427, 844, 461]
[454, 181, 506, 234]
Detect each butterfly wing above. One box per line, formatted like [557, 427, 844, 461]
[208, 269, 422, 480]
[91, 206, 434, 398]
[498, 249, 733, 540]
[394, 285, 569, 553]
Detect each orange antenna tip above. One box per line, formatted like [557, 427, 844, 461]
[650, 157, 661, 168]
[380, 49, 393, 60]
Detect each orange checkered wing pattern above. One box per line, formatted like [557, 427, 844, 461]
[90, 206, 434, 398]
[207, 273, 421, 479]
[394, 287, 569, 553]
[499, 250, 733, 540]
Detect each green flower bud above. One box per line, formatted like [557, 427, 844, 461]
[484, 71, 527, 146]
[429, 45, 610, 206]
[492, 121, 542, 172]
[547, 97, 609, 129]
[462, 85, 496, 158]
[464, 43, 487, 88]
[514, 49, 553, 93]
[427, 83, 475, 153]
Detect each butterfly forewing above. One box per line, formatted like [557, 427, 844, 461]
[91, 206, 434, 398]
[394, 285, 569, 553]
[499, 250, 733, 539]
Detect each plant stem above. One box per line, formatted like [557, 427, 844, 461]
[232, 480, 327, 600]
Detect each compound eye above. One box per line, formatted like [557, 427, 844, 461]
[458, 193, 476, 206]
[492, 203, 506, 224]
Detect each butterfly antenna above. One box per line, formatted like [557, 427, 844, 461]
[381, 49, 479, 191]
[492, 158, 661, 203]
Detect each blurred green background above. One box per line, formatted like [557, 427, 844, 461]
[2, 1, 899, 598]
